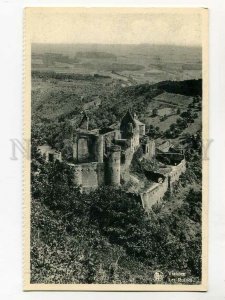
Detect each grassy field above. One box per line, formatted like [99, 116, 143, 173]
[152, 92, 193, 108]
[144, 114, 181, 131]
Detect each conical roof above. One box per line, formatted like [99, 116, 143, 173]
[120, 109, 136, 128]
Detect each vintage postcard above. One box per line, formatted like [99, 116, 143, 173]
[24, 7, 208, 291]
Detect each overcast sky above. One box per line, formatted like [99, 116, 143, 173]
[27, 8, 204, 46]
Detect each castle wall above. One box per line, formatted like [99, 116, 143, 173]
[132, 129, 140, 150]
[140, 159, 186, 212]
[77, 137, 89, 162]
[97, 163, 105, 186]
[168, 159, 186, 191]
[102, 130, 120, 156]
[71, 162, 105, 192]
[120, 147, 135, 176]
[73, 134, 100, 163]
[148, 140, 155, 159]
[142, 140, 155, 160]
[81, 163, 99, 189]
[140, 179, 168, 211]
[38, 145, 62, 162]
[156, 140, 171, 153]
[139, 124, 145, 136]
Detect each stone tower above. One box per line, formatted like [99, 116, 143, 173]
[120, 110, 136, 139]
[107, 145, 121, 186]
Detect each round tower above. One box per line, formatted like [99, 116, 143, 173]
[108, 145, 121, 186]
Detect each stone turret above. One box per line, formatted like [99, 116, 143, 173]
[107, 145, 121, 186]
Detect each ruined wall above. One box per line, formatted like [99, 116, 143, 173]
[103, 130, 120, 156]
[81, 163, 99, 189]
[132, 129, 140, 150]
[72, 137, 90, 162]
[168, 159, 186, 192]
[77, 138, 89, 162]
[97, 163, 105, 186]
[71, 162, 105, 192]
[142, 139, 155, 160]
[139, 124, 145, 136]
[38, 145, 62, 162]
[140, 179, 168, 211]
[156, 141, 171, 153]
[140, 159, 186, 211]
[120, 147, 135, 177]
[73, 134, 99, 163]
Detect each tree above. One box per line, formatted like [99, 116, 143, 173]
[177, 118, 188, 129]
[152, 108, 158, 117]
[148, 125, 162, 139]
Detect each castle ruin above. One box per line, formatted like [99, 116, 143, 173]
[38, 110, 186, 210]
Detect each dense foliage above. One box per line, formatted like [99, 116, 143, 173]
[155, 79, 202, 96]
[31, 145, 202, 284]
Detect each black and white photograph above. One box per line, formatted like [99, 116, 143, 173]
[24, 7, 208, 290]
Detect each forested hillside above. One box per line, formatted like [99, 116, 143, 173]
[32, 72, 202, 149]
[32, 71, 201, 125]
[31, 74, 202, 284]
[31, 145, 202, 284]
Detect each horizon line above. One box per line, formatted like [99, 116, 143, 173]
[32, 42, 202, 48]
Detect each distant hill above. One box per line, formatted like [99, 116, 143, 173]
[76, 51, 116, 59]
